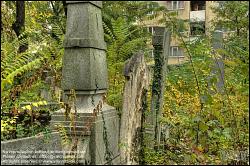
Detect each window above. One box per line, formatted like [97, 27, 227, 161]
[147, 4, 154, 15]
[150, 49, 154, 58]
[148, 27, 155, 35]
[218, 1, 225, 9]
[173, 1, 178, 10]
[170, 46, 184, 57]
[167, 1, 184, 10]
[148, 26, 165, 35]
[190, 1, 206, 11]
[154, 27, 165, 35]
[146, 3, 158, 15]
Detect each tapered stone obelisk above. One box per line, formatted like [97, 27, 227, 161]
[50, 2, 120, 164]
[62, 1, 108, 111]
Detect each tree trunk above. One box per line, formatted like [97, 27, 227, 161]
[12, 1, 28, 53]
[62, 1, 67, 17]
[10, 1, 28, 108]
[1, 1, 3, 32]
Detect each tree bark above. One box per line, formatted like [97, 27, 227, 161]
[10, 1, 28, 106]
[1, 1, 3, 32]
[12, 1, 28, 53]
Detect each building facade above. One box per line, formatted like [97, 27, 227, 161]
[141, 1, 220, 65]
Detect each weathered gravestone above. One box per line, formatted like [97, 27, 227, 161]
[208, 30, 225, 94]
[120, 51, 150, 164]
[212, 30, 224, 93]
[50, 1, 120, 165]
[149, 28, 171, 147]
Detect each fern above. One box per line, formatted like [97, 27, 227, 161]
[1, 31, 51, 91]
[105, 17, 149, 110]
[112, 18, 129, 44]
[1, 35, 29, 69]
[103, 22, 115, 42]
[118, 37, 147, 61]
[105, 17, 149, 63]
[1, 57, 45, 90]
[51, 24, 65, 46]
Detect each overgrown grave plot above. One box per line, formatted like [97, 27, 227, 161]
[1, 101, 66, 165]
[1, 101, 60, 141]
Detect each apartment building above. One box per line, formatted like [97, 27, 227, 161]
[141, 1, 220, 65]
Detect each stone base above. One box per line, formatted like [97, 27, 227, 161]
[50, 104, 121, 165]
[90, 104, 120, 165]
[50, 109, 94, 136]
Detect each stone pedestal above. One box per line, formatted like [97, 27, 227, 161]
[89, 105, 120, 165]
[61, 49, 108, 91]
[54, 0, 110, 137]
[50, 105, 120, 165]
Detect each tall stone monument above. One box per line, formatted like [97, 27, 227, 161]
[50, 1, 120, 164]
[62, 1, 108, 110]
[150, 28, 170, 148]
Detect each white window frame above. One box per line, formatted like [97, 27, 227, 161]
[147, 4, 155, 15]
[147, 26, 156, 35]
[172, 46, 178, 57]
[170, 46, 184, 57]
[150, 49, 154, 58]
[168, 1, 184, 10]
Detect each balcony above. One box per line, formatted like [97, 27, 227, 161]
[189, 36, 200, 43]
[190, 10, 205, 22]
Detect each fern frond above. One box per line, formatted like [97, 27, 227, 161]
[103, 21, 115, 43]
[105, 17, 148, 62]
[1, 57, 45, 90]
[112, 18, 129, 44]
[52, 24, 64, 45]
[107, 41, 118, 60]
[118, 37, 147, 60]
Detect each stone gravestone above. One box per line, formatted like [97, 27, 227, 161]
[120, 52, 150, 165]
[50, 1, 120, 165]
[209, 30, 224, 94]
[150, 28, 171, 147]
